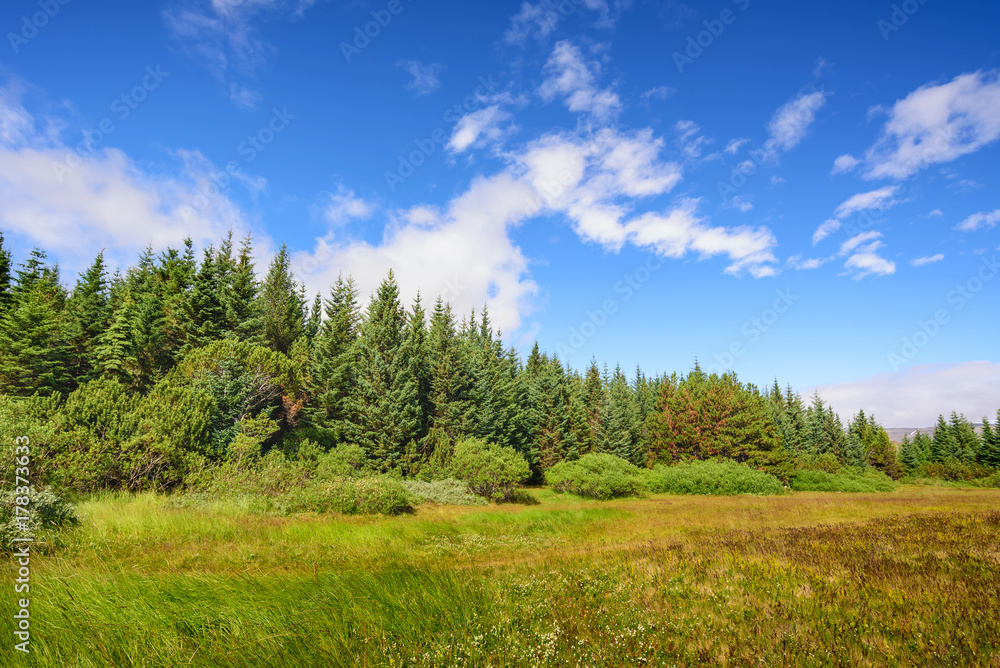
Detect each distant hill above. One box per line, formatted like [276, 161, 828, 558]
[885, 424, 984, 444]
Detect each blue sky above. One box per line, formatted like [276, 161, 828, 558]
[1, 0, 998, 425]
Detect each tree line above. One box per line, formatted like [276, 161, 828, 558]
[1, 231, 998, 490]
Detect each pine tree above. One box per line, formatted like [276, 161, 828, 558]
[900, 435, 922, 472]
[403, 293, 431, 442]
[0, 230, 12, 312]
[930, 414, 956, 462]
[65, 250, 110, 385]
[425, 297, 473, 444]
[948, 412, 980, 464]
[183, 246, 227, 353]
[224, 233, 263, 342]
[95, 293, 140, 389]
[913, 431, 933, 464]
[0, 281, 70, 395]
[804, 393, 831, 455]
[350, 271, 420, 470]
[305, 275, 361, 445]
[304, 293, 323, 343]
[981, 411, 1000, 468]
[596, 365, 644, 465]
[260, 245, 304, 355]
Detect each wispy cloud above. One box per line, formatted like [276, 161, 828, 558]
[538, 40, 621, 122]
[396, 60, 442, 96]
[956, 209, 1000, 232]
[911, 254, 944, 267]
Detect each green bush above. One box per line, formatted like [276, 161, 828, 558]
[545, 453, 647, 500]
[451, 438, 531, 502]
[0, 487, 80, 553]
[314, 445, 371, 480]
[646, 459, 785, 496]
[285, 477, 414, 515]
[790, 467, 896, 493]
[918, 460, 994, 482]
[401, 478, 487, 507]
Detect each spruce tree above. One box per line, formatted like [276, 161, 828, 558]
[224, 233, 264, 342]
[930, 414, 956, 462]
[260, 244, 304, 355]
[305, 275, 361, 445]
[425, 297, 473, 444]
[0, 281, 70, 395]
[183, 247, 227, 353]
[95, 293, 140, 389]
[350, 271, 420, 469]
[948, 412, 980, 464]
[0, 230, 12, 312]
[65, 250, 110, 385]
[981, 411, 1000, 468]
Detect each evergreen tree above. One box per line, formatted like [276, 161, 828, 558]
[0, 281, 70, 395]
[65, 250, 110, 385]
[183, 246, 227, 353]
[305, 275, 361, 445]
[948, 412, 980, 464]
[0, 230, 12, 312]
[304, 293, 323, 343]
[596, 365, 644, 465]
[224, 233, 263, 342]
[912, 431, 933, 465]
[980, 411, 1000, 468]
[403, 293, 431, 442]
[930, 414, 956, 462]
[260, 245, 304, 355]
[899, 434, 922, 472]
[95, 293, 140, 389]
[350, 271, 420, 469]
[425, 297, 473, 444]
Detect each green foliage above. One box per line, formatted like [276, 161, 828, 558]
[0, 487, 79, 552]
[917, 460, 995, 482]
[284, 477, 414, 515]
[400, 478, 488, 506]
[450, 437, 531, 502]
[645, 365, 783, 468]
[315, 444, 371, 480]
[790, 468, 896, 493]
[647, 459, 786, 496]
[545, 452, 647, 500]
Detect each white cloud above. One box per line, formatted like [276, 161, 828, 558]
[294, 173, 539, 334]
[770, 175, 786, 185]
[810, 361, 1000, 427]
[927, 208, 943, 218]
[957, 209, 1000, 232]
[675, 120, 710, 160]
[324, 184, 374, 226]
[625, 198, 778, 278]
[163, 0, 315, 105]
[838, 231, 895, 279]
[763, 90, 827, 159]
[911, 254, 944, 267]
[228, 83, 261, 109]
[538, 40, 621, 122]
[0, 86, 267, 277]
[812, 185, 900, 244]
[447, 105, 515, 153]
[396, 60, 442, 96]
[505, 0, 620, 45]
[831, 153, 859, 175]
[787, 255, 827, 270]
[641, 86, 676, 101]
[724, 137, 750, 155]
[860, 71, 1000, 180]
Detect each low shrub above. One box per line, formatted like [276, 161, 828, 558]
[790, 467, 896, 493]
[401, 478, 487, 507]
[0, 487, 80, 553]
[314, 444, 371, 480]
[918, 460, 994, 482]
[545, 453, 646, 500]
[647, 459, 785, 496]
[285, 477, 414, 515]
[451, 438, 531, 502]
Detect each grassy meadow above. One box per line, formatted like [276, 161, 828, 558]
[3, 486, 1000, 667]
